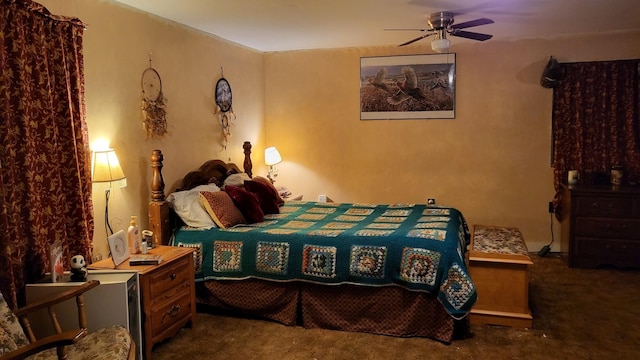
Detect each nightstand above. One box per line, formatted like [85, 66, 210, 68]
[284, 194, 303, 201]
[90, 245, 196, 359]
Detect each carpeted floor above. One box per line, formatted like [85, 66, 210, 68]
[151, 253, 640, 359]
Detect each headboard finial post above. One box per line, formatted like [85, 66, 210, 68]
[150, 149, 165, 202]
[243, 141, 253, 178]
[149, 149, 170, 245]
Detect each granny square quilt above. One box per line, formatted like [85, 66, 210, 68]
[174, 201, 476, 318]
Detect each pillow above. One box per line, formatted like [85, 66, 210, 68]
[251, 176, 285, 205]
[199, 191, 247, 228]
[224, 185, 264, 223]
[0, 292, 30, 352]
[223, 173, 251, 187]
[166, 184, 221, 228]
[244, 180, 280, 215]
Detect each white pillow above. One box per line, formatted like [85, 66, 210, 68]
[167, 183, 221, 228]
[223, 173, 251, 187]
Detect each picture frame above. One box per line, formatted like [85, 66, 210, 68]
[108, 230, 130, 267]
[49, 241, 64, 283]
[215, 77, 233, 112]
[360, 53, 456, 120]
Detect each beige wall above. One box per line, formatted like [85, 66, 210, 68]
[36, 0, 640, 257]
[38, 0, 265, 260]
[264, 33, 640, 252]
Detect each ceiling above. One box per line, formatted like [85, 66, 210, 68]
[112, 0, 640, 52]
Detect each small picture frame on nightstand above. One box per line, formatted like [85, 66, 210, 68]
[49, 241, 64, 283]
[108, 230, 130, 267]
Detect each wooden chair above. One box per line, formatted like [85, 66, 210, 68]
[0, 280, 135, 360]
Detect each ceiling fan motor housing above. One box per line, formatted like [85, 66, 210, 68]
[427, 12, 455, 30]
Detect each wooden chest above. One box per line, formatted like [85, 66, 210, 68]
[468, 225, 533, 328]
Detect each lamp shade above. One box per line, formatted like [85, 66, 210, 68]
[264, 147, 282, 166]
[91, 149, 127, 188]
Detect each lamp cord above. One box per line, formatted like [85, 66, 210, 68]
[548, 212, 554, 247]
[538, 211, 555, 257]
[105, 188, 113, 237]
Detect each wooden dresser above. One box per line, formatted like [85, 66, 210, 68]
[560, 183, 640, 268]
[90, 245, 196, 359]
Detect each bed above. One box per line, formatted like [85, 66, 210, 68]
[147, 142, 477, 343]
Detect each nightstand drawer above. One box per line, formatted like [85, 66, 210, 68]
[575, 196, 633, 217]
[574, 218, 640, 239]
[148, 256, 190, 299]
[150, 291, 193, 338]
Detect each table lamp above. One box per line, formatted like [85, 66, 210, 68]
[91, 149, 127, 236]
[264, 146, 282, 183]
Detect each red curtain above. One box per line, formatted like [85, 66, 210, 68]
[552, 60, 640, 211]
[0, 0, 94, 309]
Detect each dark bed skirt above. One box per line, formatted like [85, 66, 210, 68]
[196, 279, 460, 343]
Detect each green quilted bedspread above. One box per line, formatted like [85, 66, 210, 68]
[173, 201, 477, 318]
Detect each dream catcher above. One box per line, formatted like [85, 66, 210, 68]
[141, 53, 169, 139]
[215, 68, 235, 150]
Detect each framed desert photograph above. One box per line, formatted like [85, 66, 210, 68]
[360, 53, 456, 120]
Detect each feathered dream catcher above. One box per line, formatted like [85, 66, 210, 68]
[141, 54, 169, 139]
[215, 69, 235, 150]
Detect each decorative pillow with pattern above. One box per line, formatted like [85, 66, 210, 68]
[224, 185, 264, 223]
[199, 191, 247, 228]
[0, 292, 29, 355]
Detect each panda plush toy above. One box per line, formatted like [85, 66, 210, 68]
[70, 255, 88, 281]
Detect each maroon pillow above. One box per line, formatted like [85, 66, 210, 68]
[251, 176, 285, 205]
[244, 180, 280, 215]
[224, 185, 264, 223]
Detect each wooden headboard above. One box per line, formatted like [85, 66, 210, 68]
[148, 141, 253, 246]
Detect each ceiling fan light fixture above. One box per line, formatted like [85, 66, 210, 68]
[431, 38, 450, 53]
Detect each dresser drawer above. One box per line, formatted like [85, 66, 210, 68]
[574, 218, 640, 239]
[150, 291, 193, 338]
[574, 196, 633, 217]
[574, 237, 640, 263]
[148, 256, 190, 300]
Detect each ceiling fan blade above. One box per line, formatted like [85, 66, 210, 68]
[399, 33, 433, 47]
[450, 18, 494, 30]
[384, 28, 431, 32]
[449, 30, 493, 41]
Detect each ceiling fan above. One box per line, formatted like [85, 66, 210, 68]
[387, 12, 494, 53]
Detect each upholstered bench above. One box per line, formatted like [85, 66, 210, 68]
[468, 225, 533, 328]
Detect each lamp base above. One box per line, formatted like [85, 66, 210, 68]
[267, 166, 278, 183]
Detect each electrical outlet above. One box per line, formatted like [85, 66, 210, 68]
[318, 194, 327, 203]
[548, 201, 554, 213]
[427, 198, 436, 205]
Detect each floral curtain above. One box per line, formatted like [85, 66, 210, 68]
[0, 0, 93, 309]
[552, 59, 640, 212]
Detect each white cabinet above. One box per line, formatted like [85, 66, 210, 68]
[26, 270, 143, 359]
